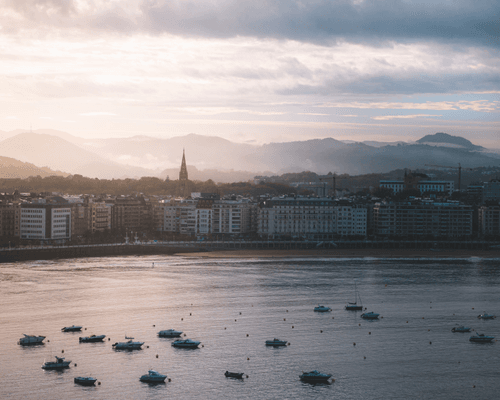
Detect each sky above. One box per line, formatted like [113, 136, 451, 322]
[0, 0, 499, 146]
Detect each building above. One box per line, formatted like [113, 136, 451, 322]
[379, 180, 454, 195]
[111, 196, 153, 234]
[257, 197, 367, 239]
[91, 201, 112, 233]
[373, 200, 473, 238]
[212, 199, 254, 235]
[179, 149, 188, 181]
[20, 200, 71, 242]
[0, 201, 20, 238]
[478, 206, 500, 237]
[483, 179, 500, 202]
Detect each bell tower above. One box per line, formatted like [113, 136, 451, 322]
[179, 149, 188, 181]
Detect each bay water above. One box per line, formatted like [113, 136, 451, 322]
[1, 255, 499, 399]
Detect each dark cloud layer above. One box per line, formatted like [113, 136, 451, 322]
[3, 0, 500, 48]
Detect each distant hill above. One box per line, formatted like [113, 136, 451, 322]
[0, 156, 68, 179]
[416, 132, 484, 150]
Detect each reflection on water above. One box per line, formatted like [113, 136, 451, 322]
[1, 256, 499, 399]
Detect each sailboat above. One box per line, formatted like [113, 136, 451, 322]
[345, 281, 363, 311]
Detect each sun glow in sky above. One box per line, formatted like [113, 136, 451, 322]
[0, 0, 499, 146]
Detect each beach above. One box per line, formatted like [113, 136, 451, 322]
[176, 248, 500, 258]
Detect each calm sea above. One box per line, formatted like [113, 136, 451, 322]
[1, 255, 499, 399]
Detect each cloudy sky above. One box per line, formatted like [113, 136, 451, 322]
[1, 0, 499, 146]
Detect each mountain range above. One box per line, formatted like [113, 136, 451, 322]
[0, 130, 498, 181]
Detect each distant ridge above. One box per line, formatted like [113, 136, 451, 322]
[0, 155, 68, 179]
[416, 132, 483, 150]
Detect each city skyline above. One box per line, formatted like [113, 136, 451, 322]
[0, 1, 499, 147]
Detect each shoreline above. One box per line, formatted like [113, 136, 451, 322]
[175, 248, 500, 259]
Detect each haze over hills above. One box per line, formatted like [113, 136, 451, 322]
[0, 130, 499, 181]
[0, 156, 68, 179]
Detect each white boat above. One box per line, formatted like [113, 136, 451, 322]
[112, 337, 144, 350]
[314, 305, 331, 312]
[469, 333, 495, 343]
[158, 329, 183, 338]
[74, 377, 97, 386]
[79, 334, 106, 343]
[265, 338, 287, 346]
[171, 339, 200, 348]
[361, 311, 380, 319]
[18, 334, 45, 345]
[140, 370, 167, 383]
[451, 325, 471, 333]
[42, 356, 71, 370]
[300, 370, 332, 383]
[61, 325, 82, 332]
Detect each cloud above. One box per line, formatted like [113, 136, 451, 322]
[1, 1, 499, 49]
[372, 114, 442, 121]
[320, 100, 500, 112]
[80, 112, 117, 116]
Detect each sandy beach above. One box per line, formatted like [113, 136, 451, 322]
[175, 248, 500, 259]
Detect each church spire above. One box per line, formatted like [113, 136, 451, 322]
[179, 148, 188, 181]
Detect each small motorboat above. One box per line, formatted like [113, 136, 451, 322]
[225, 371, 244, 379]
[314, 305, 331, 312]
[265, 338, 288, 346]
[299, 370, 332, 383]
[140, 370, 167, 383]
[79, 335, 106, 343]
[42, 356, 71, 370]
[61, 325, 82, 332]
[74, 377, 97, 386]
[361, 311, 380, 320]
[112, 337, 144, 350]
[171, 339, 200, 348]
[469, 333, 495, 343]
[158, 329, 183, 338]
[451, 325, 471, 333]
[478, 313, 495, 320]
[18, 334, 45, 346]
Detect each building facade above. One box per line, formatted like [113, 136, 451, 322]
[20, 202, 71, 241]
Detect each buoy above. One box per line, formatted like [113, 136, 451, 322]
[381, 316, 383, 318]
[429, 341, 432, 344]
[224, 327, 226, 330]
[61, 350, 64, 353]
[153, 324, 155, 327]
[358, 323, 361, 326]
[246, 334, 249, 337]
[353, 342, 356, 345]
[364, 356, 366, 359]
[191, 303, 193, 306]
[147, 346, 149, 348]
[108, 338, 110, 341]
[332, 317, 334, 319]
[320, 330, 323, 333]
[239, 312, 242, 315]
[422, 317, 424, 319]
[385, 284, 387, 287]
[292, 326, 294, 329]
[246, 375, 249, 378]
[85, 328, 87, 330]
[472, 307, 474, 310]
[74, 363, 77, 366]
[168, 378, 171, 382]
[181, 318, 183, 321]
[247, 357, 250, 360]
[184, 333, 186, 337]
[430, 307, 432, 309]
[98, 382, 101, 385]
[156, 354, 158, 358]
[47, 340, 50, 342]
[284, 318, 286, 321]
[235, 319, 237, 322]
[202, 344, 204, 347]
[428, 329, 430, 331]
[190, 313, 192, 316]
[286, 310, 288, 312]
[406, 321, 408, 323]
[287, 342, 290, 345]
[369, 332, 371, 335]
[473, 385, 475, 388]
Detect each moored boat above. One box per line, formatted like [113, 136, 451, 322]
[345, 281, 363, 311]
[477, 313, 495, 320]
[171, 339, 200, 348]
[225, 371, 244, 379]
[42, 356, 71, 370]
[18, 334, 45, 346]
[265, 338, 288, 346]
[469, 333, 495, 343]
[451, 325, 471, 333]
[140, 370, 167, 383]
[79, 334, 106, 343]
[112, 337, 144, 350]
[158, 329, 183, 338]
[314, 305, 331, 312]
[361, 311, 380, 320]
[61, 325, 82, 332]
[74, 377, 97, 386]
[300, 370, 332, 383]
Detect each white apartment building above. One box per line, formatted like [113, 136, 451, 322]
[212, 199, 254, 235]
[20, 204, 71, 241]
[379, 180, 454, 195]
[257, 197, 367, 239]
[91, 202, 112, 232]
